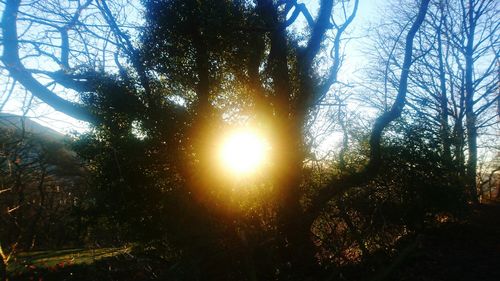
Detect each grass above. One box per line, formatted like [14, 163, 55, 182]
[6, 245, 168, 280]
[7, 246, 131, 274]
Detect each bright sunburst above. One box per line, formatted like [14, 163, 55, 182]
[219, 130, 270, 175]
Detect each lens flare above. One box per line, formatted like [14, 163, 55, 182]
[219, 130, 269, 174]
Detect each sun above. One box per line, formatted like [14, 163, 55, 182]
[219, 130, 270, 175]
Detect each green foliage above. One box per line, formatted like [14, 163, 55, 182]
[142, 0, 256, 90]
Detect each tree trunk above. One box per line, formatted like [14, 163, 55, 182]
[437, 9, 452, 166]
[307, 0, 431, 222]
[276, 121, 319, 278]
[453, 120, 466, 178]
[255, 1, 318, 276]
[465, 109, 478, 201]
[464, 0, 478, 202]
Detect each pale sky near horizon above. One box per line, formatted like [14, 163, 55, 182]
[0, 0, 383, 134]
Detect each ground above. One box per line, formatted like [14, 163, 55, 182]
[6, 201, 500, 280]
[389, 200, 500, 281]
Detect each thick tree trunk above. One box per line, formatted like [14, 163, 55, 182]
[255, 2, 333, 277]
[275, 121, 320, 278]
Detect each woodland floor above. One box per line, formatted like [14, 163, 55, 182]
[7, 200, 500, 280]
[387, 199, 500, 281]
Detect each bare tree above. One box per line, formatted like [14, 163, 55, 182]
[0, 113, 87, 281]
[1, 0, 145, 122]
[365, 0, 499, 201]
[306, 0, 431, 220]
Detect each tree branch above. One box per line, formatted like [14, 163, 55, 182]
[316, 0, 359, 104]
[306, 0, 431, 224]
[1, 0, 96, 123]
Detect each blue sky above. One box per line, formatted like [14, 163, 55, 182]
[0, 0, 384, 134]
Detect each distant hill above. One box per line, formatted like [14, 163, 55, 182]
[0, 113, 88, 249]
[0, 113, 66, 141]
[0, 113, 82, 173]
